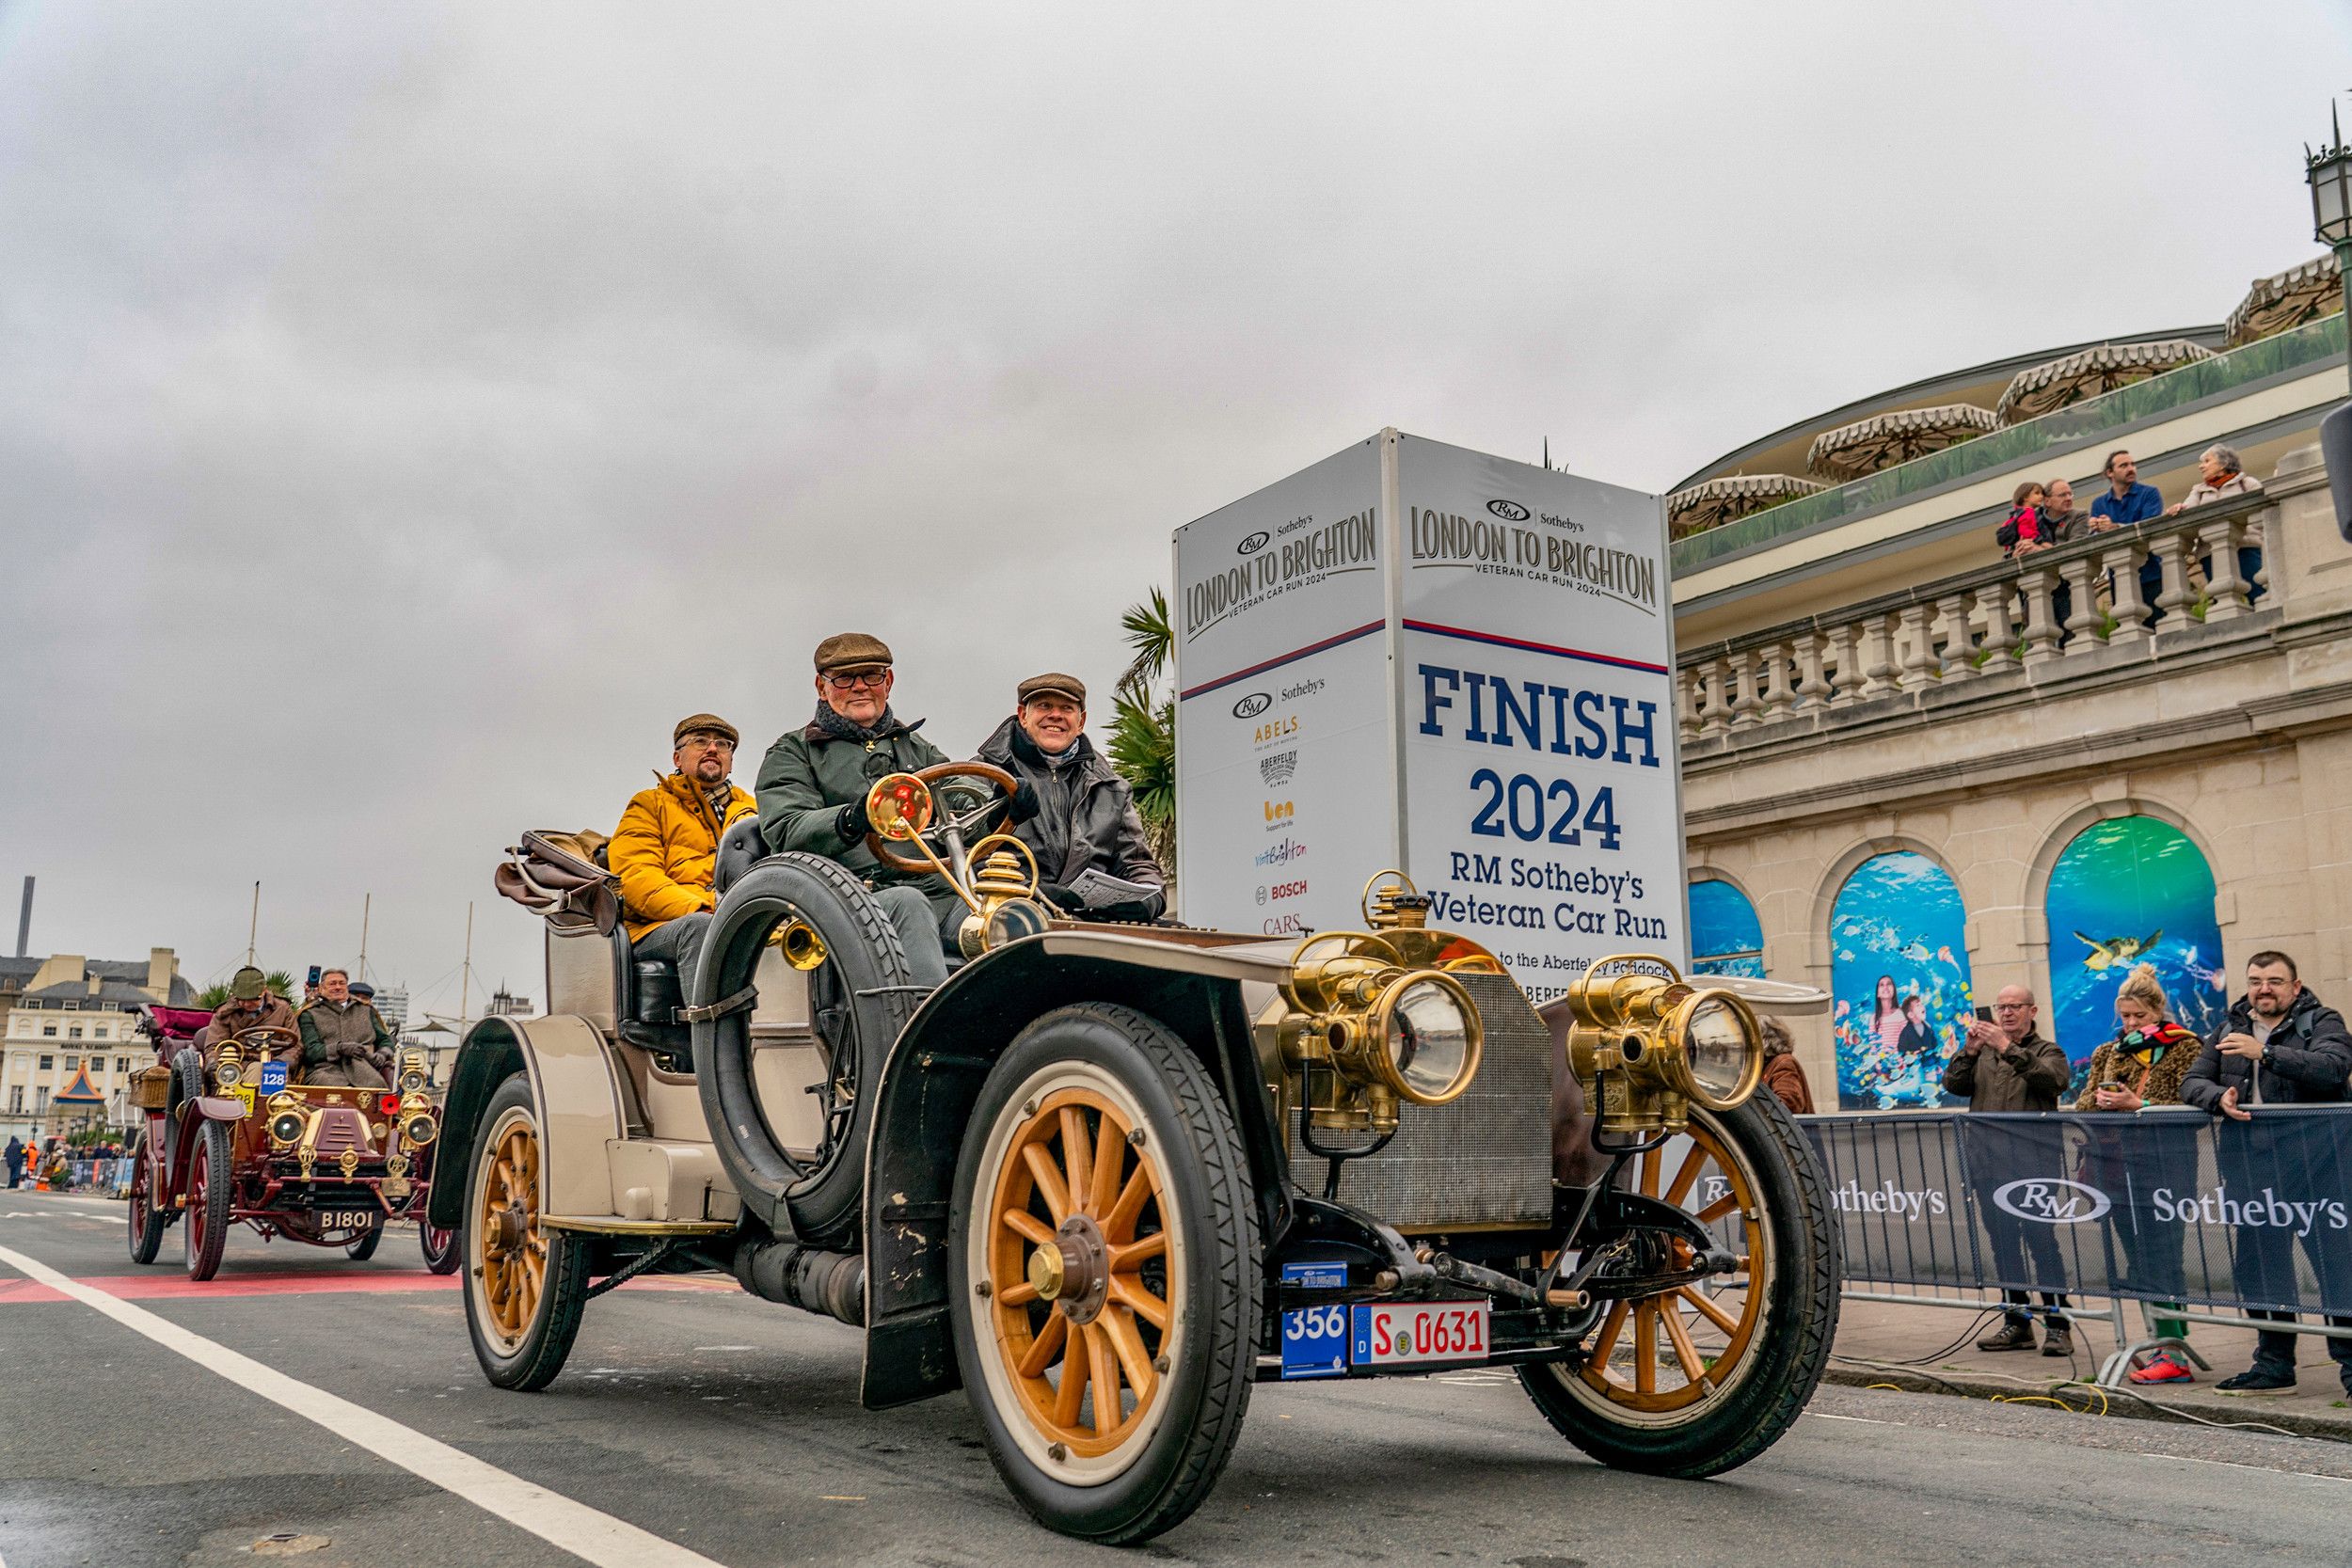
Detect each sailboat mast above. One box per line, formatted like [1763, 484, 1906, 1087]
[358, 893, 372, 981]
[246, 881, 260, 967]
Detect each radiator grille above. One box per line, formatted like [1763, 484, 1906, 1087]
[1286, 969, 1553, 1227]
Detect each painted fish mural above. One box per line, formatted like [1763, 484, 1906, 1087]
[2075, 929, 2162, 972]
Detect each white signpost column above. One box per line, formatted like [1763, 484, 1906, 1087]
[1175, 429, 1683, 1000]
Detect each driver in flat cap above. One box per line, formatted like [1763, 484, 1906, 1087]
[196, 966, 299, 1066]
[755, 634, 960, 985]
[611, 713, 756, 991]
[976, 673, 1166, 923]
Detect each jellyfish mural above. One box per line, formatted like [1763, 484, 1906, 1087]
[1689, 879, 1766, 979]
[2044, 816, 2226, 1098]
[1830, 851, 1975, 1110]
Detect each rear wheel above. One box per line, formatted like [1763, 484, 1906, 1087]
[1518, 1094, 1836, 1477]
[463, 1074, 591, 1390]
[419, 1219, 461, 1275]
[949, 1004, 1259, 1544]
[182, 1120, 232, 1282]
[125, 1139, 166, 1265]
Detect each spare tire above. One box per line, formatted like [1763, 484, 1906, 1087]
[693, 852, 923, 1249]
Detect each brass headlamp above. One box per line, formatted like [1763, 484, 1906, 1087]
[396, 1049, 429, 1095]
[1560, 954, 1763, 1134]
[213, 1042, 246, 1091]
[1273, 873, 1486, 1135]
[397, 1093, 437, 1148]
[265, 1091, 307, 1148]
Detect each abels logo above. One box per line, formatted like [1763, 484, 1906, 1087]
[1486, 499, 1531, 522]
[1232, 691, 1272, 719]
[1238, 531, 1270, 555]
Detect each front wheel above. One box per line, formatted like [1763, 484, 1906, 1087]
[346, 1215, 384, 1260]
[1518, 1093, 1837, 1477]
[183, 1119, 233, 1282]
[419, 1218, 461, 1275]
[462, 1074, 591, 1390]
[125, 1138, 167, 1265]
[948, 1003, 1259, 1545]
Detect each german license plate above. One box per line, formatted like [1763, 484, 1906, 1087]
[319, 1209, 376, 1231]
[1351, 1301, 1489, 1369]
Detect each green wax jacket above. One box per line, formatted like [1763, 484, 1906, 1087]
[755, 713, 950, 892]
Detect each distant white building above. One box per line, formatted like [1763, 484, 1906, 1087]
[0, 950, 194, 1142]
[485, 988, 532, 1019]
[371, 985, 410, 1031]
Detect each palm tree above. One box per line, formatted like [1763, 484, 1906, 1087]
[1107, 588, 1177, 877]
[195, 969, 300, 1009]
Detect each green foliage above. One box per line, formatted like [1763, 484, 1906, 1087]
[195, 969, 300, 1010]
[1106, 588, 1178, 877]
[1119, 587, 1171, 693]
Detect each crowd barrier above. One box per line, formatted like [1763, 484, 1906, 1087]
[1796, 1105, 2352, 1384]
[18, 1156, 129, 1193]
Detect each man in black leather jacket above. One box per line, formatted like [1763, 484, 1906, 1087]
[976, 673, 1166, 923]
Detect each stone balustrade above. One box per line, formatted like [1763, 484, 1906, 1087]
[1676, 489, 2278, 748]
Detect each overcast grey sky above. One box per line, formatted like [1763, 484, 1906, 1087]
[3, 1, 2345, 1012]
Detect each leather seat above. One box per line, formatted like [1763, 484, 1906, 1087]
[714, 816, 770, 896]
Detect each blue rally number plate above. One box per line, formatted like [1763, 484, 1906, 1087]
[1278, 1260, 1351, 1379]
[259, 1062, 289, 1095]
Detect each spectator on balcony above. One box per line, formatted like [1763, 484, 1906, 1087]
[2170, 445, 2267, 605]
[2090, 450, 2163, 529]
[2182, 950, 2352, 1395]
[2076, 964, 2201, 1383]
[1946, 985, 2074, 1354]
[2040, 478, 2087, 538]
[1759, 1016, 1814, 1116]
[1996, 482, 2054, 557]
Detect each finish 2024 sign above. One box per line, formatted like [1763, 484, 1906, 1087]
[1174, 430, 1683, 1001]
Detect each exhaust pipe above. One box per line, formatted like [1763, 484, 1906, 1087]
[734, 1239, 865, 1325]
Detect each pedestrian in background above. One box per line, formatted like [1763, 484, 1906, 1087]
[2183, 950, 2352, 1395]
[2076, 964, 2200, 1384]
[4, 1134, 22, 1189]
[1945, 984, 2074, 1354]
[1759, 1016, 1814, 1115]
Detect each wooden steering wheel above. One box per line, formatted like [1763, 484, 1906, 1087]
[866, 760, 1022, 878]
[232, 1025, 300, 1058]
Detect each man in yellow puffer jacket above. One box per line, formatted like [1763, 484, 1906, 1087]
[612, 714, 755, 990]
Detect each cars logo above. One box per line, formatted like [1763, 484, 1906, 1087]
[1238, 531, 1270, 555]
[1993, 1178, 2111, 1225]
[1486, 499, 1531, 522]
[1232, 691, 1272, 719]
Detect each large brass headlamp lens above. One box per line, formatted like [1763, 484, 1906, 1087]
[1372, 973, 1482, 1105]
[1675, 992, 1762, 1108]
[215, 1056, 245, 1090]
[1562, 955, 1763, 1132]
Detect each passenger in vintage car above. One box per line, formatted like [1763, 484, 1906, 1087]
[753, 631, 961, 986]
[974, 671, 1167, 923]
[610, 712, 755, 992]
[294, 967, 393, 1088]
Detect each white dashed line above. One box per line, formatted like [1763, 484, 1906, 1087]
[0, 1241, 729, 1568]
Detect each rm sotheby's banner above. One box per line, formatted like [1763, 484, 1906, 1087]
[1797, 1107, 2352, 1316]
[1174, 430, 1680, 999]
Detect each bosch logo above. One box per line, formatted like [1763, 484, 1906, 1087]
[1486, 499, 1531, 522]
[1268, 879, 1308, 900]
[1993, 1179, 2112, 1225]
[1238, 531, 1270, 555]
[1232, 691, 1272, 719]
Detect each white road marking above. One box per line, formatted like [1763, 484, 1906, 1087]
[0, 1241, 728, 1568]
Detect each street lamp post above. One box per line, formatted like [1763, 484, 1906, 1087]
[2312, 99, 2352, 540]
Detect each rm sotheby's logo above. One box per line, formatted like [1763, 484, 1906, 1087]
[1232, 691, 1272, 718]
[1993, 1178, 2111, 1225]
[1237, 531, 1270, 555]
[1486, 499, 1531, 522]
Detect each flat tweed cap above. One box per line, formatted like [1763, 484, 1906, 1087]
[814, 632, 893, 673]
[1017, 672, 1087, 705]
[673, 712, 739, 747]
[230, 966, 265, 1001]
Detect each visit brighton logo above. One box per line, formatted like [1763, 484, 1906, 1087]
[1993, 1178, 2112, 1225]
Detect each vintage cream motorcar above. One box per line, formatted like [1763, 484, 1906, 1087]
[435, 766, 1837, 1544]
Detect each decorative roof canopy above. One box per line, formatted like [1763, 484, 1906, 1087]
[1994, 339, 2217, 424]
[1805, 404, 1998, 482]
[1664, 473, 1825, 537]
[2225, 253, 2343, 347]
[53, 1065, 104, 1105]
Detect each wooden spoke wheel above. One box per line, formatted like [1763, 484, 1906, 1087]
[125, 1138, 167, 1266]
[1520, 1097, 1837, 1477]
[182, 1119, 232, 1282]
[462, 1076, 590, 1390]
[950, 1004, 1259, 1544]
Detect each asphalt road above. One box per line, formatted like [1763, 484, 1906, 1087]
[4, 1188, 2348, 1568]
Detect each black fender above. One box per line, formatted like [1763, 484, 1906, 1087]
[857, 934, 1287, 1410]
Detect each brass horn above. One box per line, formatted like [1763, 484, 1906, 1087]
[776, 918, 829, 972]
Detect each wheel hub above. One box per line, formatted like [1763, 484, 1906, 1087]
[1047, 1213, 1110, 1325]
[488, 1203, 527, 1258]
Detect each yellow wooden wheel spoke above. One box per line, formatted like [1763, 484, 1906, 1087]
[1022, 1143, 1072, 1224]
[1059, 1107, 1092, 1208]
[1662, 1145, 1706, 1208]
[1108, 1274, 1169, 1331]
[1104, 1164, 1152, 1238]
[1632, 1303, 1659, 1395]
[1017, 1312, 1068, 1378]
[1586, 1301, 1629, 1372]
[1053, 1323, 1090, 1427]
[1001, 1209, 1055, 1246]
[1087, 1323, 1121, 1435]
[1098, 1306, 1158, 1406]
[1660, 1299, 1714, 1390]
[1089, 1113, 1124, 1218]
[1108, 1230, 1165, 1271]
[1695, 1193, 1740, 1226]
[998, 1279, 1040, 1307]
[1638, 1146, 1660, 1196]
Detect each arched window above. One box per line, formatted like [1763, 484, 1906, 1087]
[1829, 851, 1975, 1110]
[1689, 879, 1765, 978]
[2044, 815, 2225, 1095]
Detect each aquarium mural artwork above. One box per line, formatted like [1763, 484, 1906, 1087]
[1831, 851, 1975, 1110]
[2044, 816, 2226, 1096]
[1690, 879, 1766, 978]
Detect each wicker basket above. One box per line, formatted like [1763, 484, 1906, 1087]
[131, 1065, 173, 1112]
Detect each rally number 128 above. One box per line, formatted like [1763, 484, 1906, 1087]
[1469, 769, 1621, 850]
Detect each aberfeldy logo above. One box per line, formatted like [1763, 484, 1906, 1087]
[1184, 509, 1379, 638]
